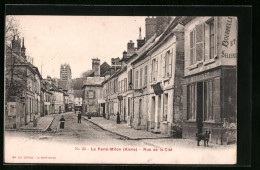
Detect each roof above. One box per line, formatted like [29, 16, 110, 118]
[100, 62, 110, 76]
[72, 78, 84, 90]
[74, 90, 83, 98]
[82, 77, 105, 87]
[102, 65, 127, 84]
[58, 80, 70, 90]
[49, 84, 63, 93]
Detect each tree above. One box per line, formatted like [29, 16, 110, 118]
[5, 16, 20, 45]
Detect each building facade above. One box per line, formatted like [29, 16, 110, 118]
[181, 17, 237, 144]
[82, 58, 104, 116]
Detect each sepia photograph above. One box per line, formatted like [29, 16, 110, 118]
[4, 14, 238, 164]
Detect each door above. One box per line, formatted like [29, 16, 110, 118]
[196, 82, 203, 133]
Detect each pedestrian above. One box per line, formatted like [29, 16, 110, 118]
[116, 112, 120, 124]
[60, 115, 65, 129]
[75, 108, 77, 114]
[78, 111, 82, 124]
[33, 116, 37, 127]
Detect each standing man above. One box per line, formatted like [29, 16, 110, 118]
[78, 111, 82, 124]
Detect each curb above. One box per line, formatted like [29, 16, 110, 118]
[6, 117, 55, 133]
[83, 117, 171, 140]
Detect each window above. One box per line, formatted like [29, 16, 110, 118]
[163, 50, 172, 77]
[144, 65, 148, 86]
[140, 68, 143, 88]
[190, 30, 195, 65]
[187, 84, 196, 120]
[187, 81, 214, 121]
[121, 80, 124, 92]
[209, 21, 215, 59]
[204, 80, 213, 121]
[128, 69, 133, 90]
[135, 70, 139, 89]
[189, 24, 205, 65]
[151, 58, 158, 81]
[88, 90, 95, 99]
[124, 78, 127, 92]
[118, 81, 121, 93]
[163, 93, 168, 121]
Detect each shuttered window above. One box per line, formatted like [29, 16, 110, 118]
[140, 68, 143, 88]
[209, 21, 215, 59]
[190, 30, 195, 65]
[189, 24, 205, 65]
[128, 69, 133, 90]
[135, 70, 139, 89]
[144, 65, 148, 86]
[168, 50, 172, 77]
[195, 24, 204, 62]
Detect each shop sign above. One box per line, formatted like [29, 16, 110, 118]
[221, 17, 237, 66]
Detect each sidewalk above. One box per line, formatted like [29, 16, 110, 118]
[18, 114, 57, 132]
[83, 117, 170, 140]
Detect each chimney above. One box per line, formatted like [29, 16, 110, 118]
[127, 40, 135, 56]
[123, 51, 127, 58]
[145, 17, 157, 42]
[92, 58, 100, 77]
[21, 37, 26, 58]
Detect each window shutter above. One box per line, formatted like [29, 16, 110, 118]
[155, 58, 158, 81]
[86, 91, 89, 99]
[190, 31, 194, 65]
[162, 54, 166, 78]
[214, 17, 217, 56]
[195, 24, 205, 62]
[150, 61, 153, 83]
[168, 51, 172, 77]
[93, 91, 95, 99]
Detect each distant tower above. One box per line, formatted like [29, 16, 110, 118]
[92, 58, 100, 77]
[60, 64, 72, 81]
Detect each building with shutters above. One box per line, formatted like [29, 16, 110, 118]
[130, 17, 185, 136]
[181, 17, 237, 144]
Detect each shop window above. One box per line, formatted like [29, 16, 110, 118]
[187, 84, 196, 120]
[204, 80, 213, 121]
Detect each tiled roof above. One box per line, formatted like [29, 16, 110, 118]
[58, 80, 70, 90]
[74, 90, 83, 98]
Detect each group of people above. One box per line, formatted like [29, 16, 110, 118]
[59, 109, 82, 129]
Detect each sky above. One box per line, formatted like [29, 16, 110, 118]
[7, 16, 146, 79]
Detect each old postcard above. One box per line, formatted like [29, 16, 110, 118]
[4, 15, 238, 164]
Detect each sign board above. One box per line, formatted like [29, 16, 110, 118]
[220, 17, 238, 66]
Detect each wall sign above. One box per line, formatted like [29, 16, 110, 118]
[221, 17, 238, 66]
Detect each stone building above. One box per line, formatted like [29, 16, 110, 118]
[5, 36, 42, 128]
[181, 17, 237, 144]
[82, 58, 104, 116]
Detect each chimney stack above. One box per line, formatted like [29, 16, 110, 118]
[127, 40, 135, 56]
[145, 17, 157, 42]
[92, 58, 100, 77]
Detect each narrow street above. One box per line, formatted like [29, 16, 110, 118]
[5, 112, 236, 164]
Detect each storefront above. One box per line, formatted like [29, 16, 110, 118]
[182, 66, 237, 145]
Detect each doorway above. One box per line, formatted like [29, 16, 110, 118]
[196, 82, 203, 133]
[138, 99, 142, 127]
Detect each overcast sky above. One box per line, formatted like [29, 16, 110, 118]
[8, 16, 146, 79]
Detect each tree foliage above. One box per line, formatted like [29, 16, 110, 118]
[5, 16, 20, 45]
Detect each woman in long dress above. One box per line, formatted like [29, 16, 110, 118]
[60, 115, 65, 129]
